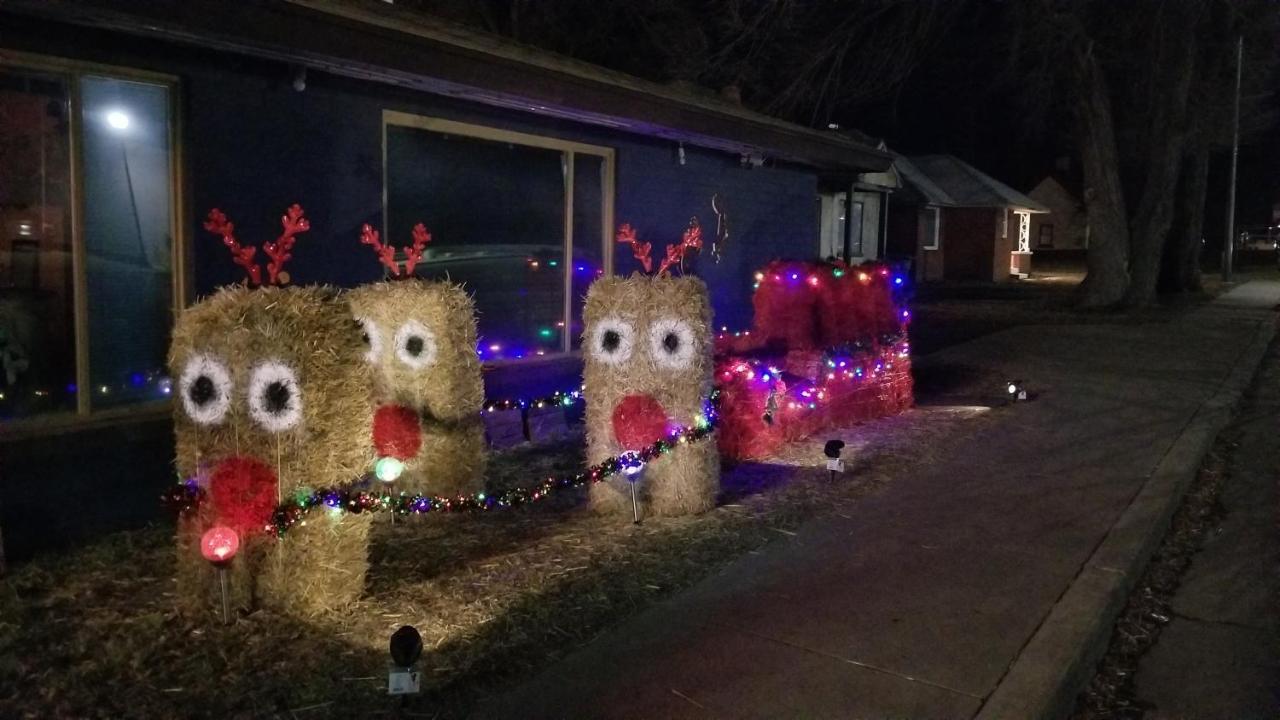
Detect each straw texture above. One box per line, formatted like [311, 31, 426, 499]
[169, 285, 374, 617]
[582, 274, 719, 516]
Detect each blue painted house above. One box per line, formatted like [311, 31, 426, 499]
[0, 0, 890, 560]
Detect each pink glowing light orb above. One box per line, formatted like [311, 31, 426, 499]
[201, 525, 240, 563]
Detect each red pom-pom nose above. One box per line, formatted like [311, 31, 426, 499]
[209, 456, 278, 534]
[373, 405, 422, 460]
[611, 394, 670, 451]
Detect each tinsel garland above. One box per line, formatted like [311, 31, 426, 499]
[164, 391, 720, 537]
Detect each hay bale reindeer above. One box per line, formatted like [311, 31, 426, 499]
[171, 205, 374, 618]
[345, 223, 486, 498]
[584, 221, 719, 517]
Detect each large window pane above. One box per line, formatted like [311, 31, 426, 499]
[570, 154, 604, 350]
[0, 69, 76, 420]
[81, 76, 174, 408]
[387, 125, 566, 361]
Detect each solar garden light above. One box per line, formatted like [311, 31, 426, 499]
[622, 454, 645, 524]
[388, 625, 423, 696]
[375, 455, 405, 524]
[1007, 380, 1029, 402]
[824, 440, 846, 481]
[199, 526, 240, 625]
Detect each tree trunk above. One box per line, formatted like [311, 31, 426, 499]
[1159, 139, 1210, 293]
[1075, 46, 1130, 308]
[1124, 7, 1198, 307]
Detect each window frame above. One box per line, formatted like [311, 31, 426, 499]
[0, 51, 186, 438]
[922, 206, 941, 250]
[1038, 223, 1055, 248]
[381, 110, 615, 358]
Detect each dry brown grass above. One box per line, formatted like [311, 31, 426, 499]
[0, 406, 988, 719]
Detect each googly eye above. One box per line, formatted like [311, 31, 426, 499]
[394, 320, 437, 370]
[590, 317, 635, 366]
[356, 317, 381, 363]
[649, 317, 696, 370]
[179, 354, 232, 425]
[247, 360, 303, 432]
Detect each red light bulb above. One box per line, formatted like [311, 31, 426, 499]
[201, 525, 240, 563]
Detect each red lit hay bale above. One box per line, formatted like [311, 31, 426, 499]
[582, 274, 718, 516]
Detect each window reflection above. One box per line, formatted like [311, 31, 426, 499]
[0, 69, 75, 419]
[386, 123, 609, 360]
[81, 76, 174, 408]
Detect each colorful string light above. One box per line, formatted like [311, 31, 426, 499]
[165, 392, 721, 537]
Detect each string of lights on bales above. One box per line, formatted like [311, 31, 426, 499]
[160, 197, 920, 629]
[165, 392, 721, 537]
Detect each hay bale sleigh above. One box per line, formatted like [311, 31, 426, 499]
[346, 280, 487, 497]
[582, 274, 719, 516]
[169, 285, 374, 618]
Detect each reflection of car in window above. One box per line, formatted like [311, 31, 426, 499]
[415, 243, 569, 359]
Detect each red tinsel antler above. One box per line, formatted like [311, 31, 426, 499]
[360, 222, 433, 278]
[404, 223, 432, 276]
[262, 204, 309, 285]
[657, 217, 703, 275]
[615, 223, 653, 273]
[203, 208, 261, 286]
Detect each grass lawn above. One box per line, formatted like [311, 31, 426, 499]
[0, 404, 990, 719]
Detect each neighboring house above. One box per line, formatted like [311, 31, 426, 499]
[0, 0, 890, 558]
[1027, 175, 1088, 251]
[886, 154, 1048, 283]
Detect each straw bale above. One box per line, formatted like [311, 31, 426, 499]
[582, 274, 718, 516]
[346, 280, 486, 496]
[168, 285, 374, 616]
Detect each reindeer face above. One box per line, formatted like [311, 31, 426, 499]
[346, 280, 483, 466]
[169, 285, 372, 535]
[582, 274, 713, 456]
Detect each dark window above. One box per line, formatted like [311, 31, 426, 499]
[386, 121, 610, 360]
[1038, 224, 1054, 248]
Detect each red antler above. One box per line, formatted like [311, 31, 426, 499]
[262, 204, 309, 285]
[615, 223, 653, 273]
[359, 223, 432, 278]
[657, 217, 703, 275]
[360, 224, 400, 276]
[404, 223, 432, 276]
[203, 208, 261, 286]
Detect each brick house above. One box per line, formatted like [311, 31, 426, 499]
[887, 154, 1048, 282]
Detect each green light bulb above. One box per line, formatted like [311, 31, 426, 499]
[375, 457, 405, 482]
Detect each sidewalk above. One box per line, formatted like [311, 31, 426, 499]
[478, 283, 1280, 720]
[1132, 323, 1280, 718]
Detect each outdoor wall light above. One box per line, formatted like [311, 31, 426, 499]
[105, 110, 130, 131]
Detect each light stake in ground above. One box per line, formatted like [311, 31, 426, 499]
[199, 525, 239, 625]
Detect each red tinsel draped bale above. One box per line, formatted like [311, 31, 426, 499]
[751, 261, 822, 350]
[873, 278, 906, 338]
[582, 273, 719, 516]
[169, 285, 375, 619]
[346, 280, 486, 497]
[713, 358, 786, 460]
[783, 349, 825, 383]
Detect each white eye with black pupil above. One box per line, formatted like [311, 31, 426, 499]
[179, 354, 232, 425]
[248, 361, 303, 432]
[649, 317, 696, 370]
[356, 317, 381, 363]
[394, 320, 437, 369]
[590, 317, 634, 365]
